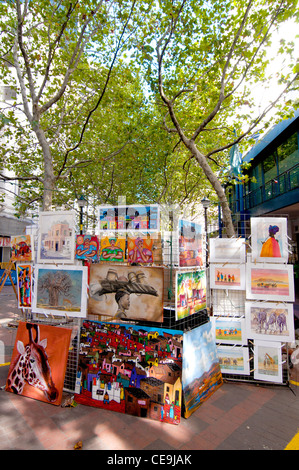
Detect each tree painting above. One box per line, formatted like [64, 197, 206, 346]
[34, 265, 88, 317]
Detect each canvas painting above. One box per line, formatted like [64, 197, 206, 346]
[253, 340, 283, 383]
[6, 322, 71, 405]
[182, 321, 223, 418]
[251, 217, 288, 263]
[99, 204, 160, 232]
[16, 263, 33, 309]
[210, 263, 246, 290]
[75, 234, 99, 262]
[178, 219, 203, 267]
[32, 264, 88, 318]
[127, 236, 154, 264]
[217, 346, 250, 375]
[209, 238, 246, 264]
[246, 263, 294, 302]
[99, 235, 126, 262]
[37, 211, 76, 263]
[89, 264, 164, 322]
[175, 270, 206, 320]
[11, 235, 34, 262]
[211, 316, 247, 345]
[245, 301, 295, 343]
[74, 320, 183, 425]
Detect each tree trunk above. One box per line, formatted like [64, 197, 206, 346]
[34, 125, 55, 211]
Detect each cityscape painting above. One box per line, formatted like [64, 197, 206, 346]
[37, 211, 76, 263]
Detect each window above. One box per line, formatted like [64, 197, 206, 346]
[263, 153, 277, 183]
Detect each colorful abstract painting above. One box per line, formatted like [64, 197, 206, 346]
[6, 322, 71, 405]
[246, 263, 294, 302]
[75, 234, 99, 262]
[16, 263, 33, 309]
[88, 264, 164, 322]
[251, 217, 288, 263]
[175, 270, 206, 320]
[210, 263, 246, 290]
[32, 264, 88, 318]
[211, 316, 247, 345]
[99, 235, 126, 262]
[209, 238, 246, 264]
[245, 301, 295, 343]
[99, 204, 160, 232]
[217, 346, 250, 375]
[37, 211, 76, 263]
[182, 321, 223, 418]
[11, 235, 34, 262]
[178, 219, 203, 267]
[74, 320, 183, 425]
[253, 340, 283, 383]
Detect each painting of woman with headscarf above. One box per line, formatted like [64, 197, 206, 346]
[260, 225, 281, 258]
[251, 217, 288, 263]
[127, 237, 154, 264]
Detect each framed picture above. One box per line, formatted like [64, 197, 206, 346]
[217, 346, 250, 375]
[6, 322, 71, 405]
[37, 211, 76, 264]
[74, 320, 183, 425]
[209, 238, 246, 264]
[246, 263, 294, 302]
[245, 301, 295, 343]
[210, 263, 246, 290]
[211, 316, 247, 345]
[98, 204, 160, 232]
[178, 219, 203, 267]
[182, 321, 223, 418]
[16, 263, 33, 309]
[250, 217, 288, 263]
[88, 264, 164, 322]
[11, 235, 34, 262]
[75, 234, 99, 262]
[253, 340, 283, 383]
[175, 270, 206, 320]
[32, 264, 88, 318]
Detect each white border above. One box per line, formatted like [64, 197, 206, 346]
[253, 340, 283, 383]
[216, 345, 250, 375]
[209, 238, 246, 264]
[210, 263, 246, 290]
[250, 217, 288, 263]
[246, 262, 294, 302]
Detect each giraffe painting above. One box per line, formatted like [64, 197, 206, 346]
[6, 322, 71, 405]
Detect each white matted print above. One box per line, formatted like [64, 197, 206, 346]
[251, 217, 288, 263]
[253, 340, 283, 383]
[211, 316, 247, 345]
[246, 263, 294, 302]
[209, 238, 246, 264]
[210, 263, 246, 290]
[32, 264, 88, 318]
[217, 346, 250, 375]
[37, 211, 76, 264]
[245, 301, 295, 343]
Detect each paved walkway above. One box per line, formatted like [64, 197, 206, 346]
[0, 286, 299, 451]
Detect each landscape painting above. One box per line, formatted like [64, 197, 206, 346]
[245, 301, 295, 343]
[182, 321, 223, 418]
[217, 346, 250, 375]
[98, 204, 160, 232]
[253, 340, 283, 383]
[246, 263, 294, 302]
[32, 265, 88, 318]
[178, 219, 203, 267]
[6, 322, 71, 405]
[209, 238, 246, 264]
[251, 217, 288, 263]
[99, 235, 126, 262]
[37, 211, 76, 263]
[74, 320, 183, 425]
[210, 263, 246, 290]
[88, 264, 164, 322]
[16, 263, 33, 309]
[175, 270, 206, 320]
[211, 316, 247, 345]
[11, 235, 34, 262]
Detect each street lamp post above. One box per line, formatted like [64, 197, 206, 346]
[201, 197, 210, 266]
[77, 195, 87, 234]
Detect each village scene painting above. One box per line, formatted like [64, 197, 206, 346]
[246, 263, 294, 301]
[74, 320, 183, 425]
[245, 302, 295, 343]
[175, 270, 206, 320]
[182, 321, 223, 418]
